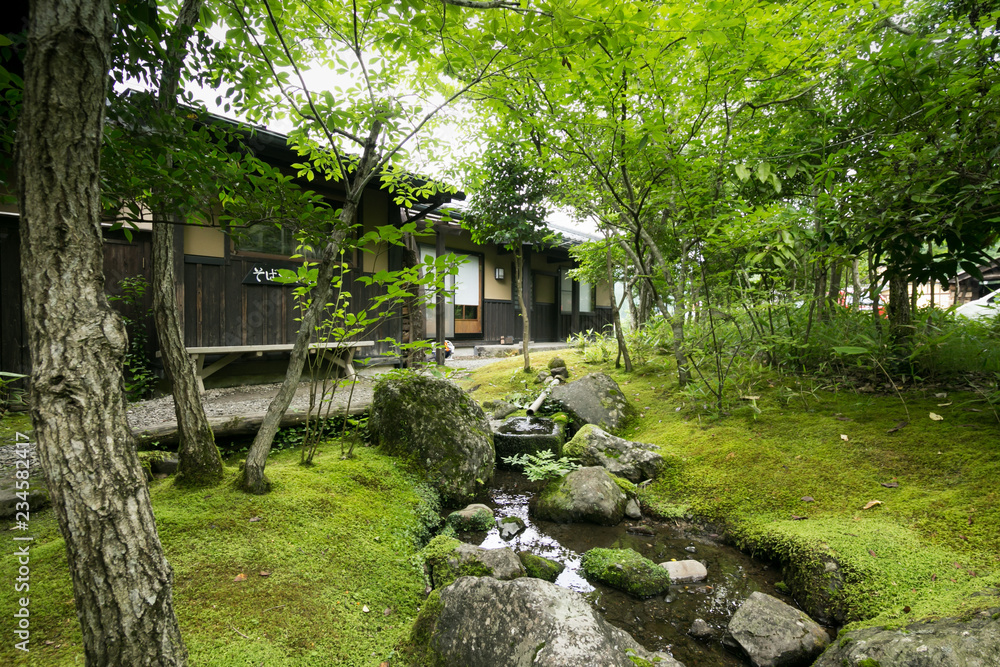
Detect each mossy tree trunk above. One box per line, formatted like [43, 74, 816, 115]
[16, 0, 188, 661]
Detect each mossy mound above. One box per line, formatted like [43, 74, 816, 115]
[518, 552, 565, 582]
[581, 547, 672, 598]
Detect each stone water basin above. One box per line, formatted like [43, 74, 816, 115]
[465, 471, 810, 667]
[493, 416, 565, 463]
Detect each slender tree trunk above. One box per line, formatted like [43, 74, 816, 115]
[151, 221, 224, 485]
[605, 236, 631, 371]
[851, 258, 862, 310]
[241, 122, 382, 493]
[827, 259, 842, 311]
[401, 232, 427, 368]
[515, 247, 531, 371]
[887, 273, 911, 343]
[17, 0, 187, 662]
[149, 0, 222, 486]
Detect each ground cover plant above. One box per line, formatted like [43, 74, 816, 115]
[462, 348, 1000, 632]
[0, 446, 439, 666]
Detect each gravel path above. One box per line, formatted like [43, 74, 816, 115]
[0, 354, 511, 471]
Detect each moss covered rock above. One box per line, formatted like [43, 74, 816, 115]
[369, 372, 494, 506]
[518, 552, 565, 582]
[564, 424, 663, 483]
[447, 503, 495, 532]
[407, 576, 682, 667]
[421, 535, 525, 590]
[581, 547, 672, 598]
[532, 466, 627, 526]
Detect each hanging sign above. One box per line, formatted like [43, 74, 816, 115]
[242, 264, 295, 286]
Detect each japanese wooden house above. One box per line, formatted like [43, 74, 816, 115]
[1, 123, 613, 387]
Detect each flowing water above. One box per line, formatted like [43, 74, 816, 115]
[461, 471, 810, 667]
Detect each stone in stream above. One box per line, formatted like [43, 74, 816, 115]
[689, 618, 714, 639]
[517, 551, 564, 582]
[368, 373, 494, 505]
[659, 559, 708, 584]
[563, 424, 664, 483]
[625, 498, 642, 519]
[723, 591, 829, 667]
[446, 504, 495, 532]
[497, 515, 525, 539]
[409, 576, 684, 667]
[532, 466, 627, 526]
[581, 547, 673, 598]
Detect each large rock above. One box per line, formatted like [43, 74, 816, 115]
[447, 503, 495, 532]
[723, 592, 829, 667]
[422, 535, 525, 590]
[410, 576, 684, 667]
[812, 607, 1000, 667]
[369, 373, 494, 505]
[548, 372, 633, 433]
[660, 559, 708, 584]
[563, 424, 663, 483]
[582, 547, 673, 598]
[532, 466, 627, 525]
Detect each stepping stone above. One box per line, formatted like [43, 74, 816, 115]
[659, 559, 708, 583]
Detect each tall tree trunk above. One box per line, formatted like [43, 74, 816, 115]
[606, 237, 632, 371]
[827, 259, 842, 311]
[17, 0, 187, 662]
[241, 121, 382, 493]
[887, 273, 911, 343]
[401, 232, 427, 368]
[851, 258, 862, 310]
[149, 0, 223, 486]
[151, 221, 223, 485]
[515, 247, 531, 371]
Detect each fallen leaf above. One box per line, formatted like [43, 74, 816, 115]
[259, 571, 270, 577]
[362, 605, 370, 613]
[903, 606, 911, 613]
[937, 402, 952, 407]
[868, 549, 877, 558]
[840, 434, 850, 441]
[934, 392, 948, 398]
[929, 412, 944, 421]
[801, 496, 815, 502]
[968, 517, 974, 526]
[863, 500, 883, 510]
[726, 452, 736, 460]
[880, 481, 899, 488]
[233, 573, 247, 582]
[383, 608, 392, 617]
[886, 421, 908, 434]
[931, 573, 937, 581]
[791, 515, 807, 520]
[740, 395, 760, 400]
[954, 562, 963, 569]
[249, 516, 263, 523]
[834, 416, 852, 421]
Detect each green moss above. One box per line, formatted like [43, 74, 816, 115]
[420, 535, 492, 590]
[446, 507, 494, 532]
[0, 446, 431, 666]
[518, 552, 565, 582]
[136, 449, 173, 480]
[857, 659, 881, 667]
[581, 548, 671, 598]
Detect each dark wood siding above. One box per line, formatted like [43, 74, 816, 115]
[0, 220, 30, 377]
[483, 299, 516, 341]
[532, 302, 559, 342]
[182, 256, 400, 360]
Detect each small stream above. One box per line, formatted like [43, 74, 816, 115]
[458, 470, 807, 667]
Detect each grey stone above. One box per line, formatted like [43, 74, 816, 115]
[660, 560, 708, 583]
[684, 546, 697, 553]
[724, 591, 829, 667]
[547, 356, 566, 370]
[497, 515, 525, 539]
[411, 576, 684, 667]
[563, 424, 662, 483]
[0, 473, 49, 519]
[812, 607, 1000, 667]
[535, 370, 551, 384]
[548, 372, 633, 433]
[550, 366, 570, 380]
[532, 466, 627, 526]
[369, 373, 494, 505]
[484, 399, 519, 420]
[517, 551, 564, 582]
[689, 618, 714, 639]
[625, 498, 642, 519]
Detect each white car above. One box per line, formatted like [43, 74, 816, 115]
[955, 288, 1000, 319]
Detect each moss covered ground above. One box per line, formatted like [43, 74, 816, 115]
[0, 446, 436, 666]
[461, 348, 1000, 631]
